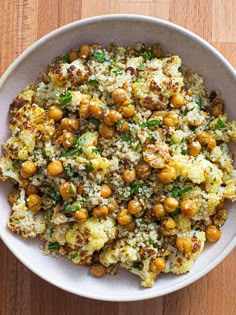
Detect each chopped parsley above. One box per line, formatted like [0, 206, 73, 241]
[92, 148, 101, 154]
[170, 208, 181, 217]
[121, 134, 131, 142]
[112, 70, 123, 76]
[138, 63, 145, 70]
[93, 50, 105, 62]
[61, 147, 82, 157]
[172, 186, 193, 197]
[85, 163, 94, 173]
[181, 149, 188, 155]
[54, 56, 61, 63]
[215, 118, 226, 129]
[87, 79, 99, 86]
[135, 141, 141, 151]
[193, 98, 205, 110]
[62, 53, 70, 63]
[49, 188, 60, 206]
[59, 92, 72, 107]
[66, 205, 81, 212]
[140, 119, 160, 129]
[169, 138, 176, 146]
[131, 127, 136, 136]
[140, 45, 154, 60]
[69, 185, 75, 194]
[130, 181, 144, 195]
[48, 242, 60, 250]
[69, 252, 78, 260]
[89, 118, 100, 127]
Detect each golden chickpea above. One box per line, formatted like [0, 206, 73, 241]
[99, 122, 115, 139]
[197, 132, 216, 149]
[68, 51, 79, 62]
[26, 183, 39, 196]
[79, 99, 90, 118]
[8, 189, 20, 205]
[100, 184, 112, 198]
[27, 194, 42, 212]
[47, 160, 64, 177]
[117, 208, 133, 225]
[104, 110, 122, 126]
[158, 167, 176, 184]
[163, 112, 179, 127]
[73, 208, 89, 223]
[176, 237, 192, 253]
[59, 182, 77, 199]
[112, 88, 127, 103]
[188, 141, 202, 156]
[116, 120, 129, 132]
[162, 217, 177, 229]
[119, 102, 136, 118]
[61, 118, 80, 132]
[211, 98, 224, 118]
[122, 169, 136, 184]
[207, 138, 217, 149]
[21, 161, 37, 178]
[128, 199, 144, 217]
[153, 204, 166, 218]
[135, 163, 151, 180]
[151, 43, 162, 58]
[180, 199, 197, 217]
[78, 45, 90, 59]
[89, 99, 106, 119]
[93, 204, 109, 218]
[124, 220, 136, 232]
[150, 257, 166, 273]
[170, 93, 185, 108]
[206, 225, 222, 243]
[77, 183, 86, 197]
[60, 131, 74, 149]
[108, 199, 118, 213]
[164, 197, 179, 213]
[90, 263, 106, 277]
[48, 105, 63, 121]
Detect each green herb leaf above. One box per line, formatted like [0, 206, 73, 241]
[85, 163, 94, 173]
[61, 147, 82, 157]
[69, 185, 75, 194]
[92, 148, 101, 154]
[172, 186, 193, 197]
[138, 63, 145, 70]
[135, 141, 141, 151]
[93, 50, 105, 62]
[140, 119, 160, 129]
[48, 242, 60, 250]
[69, 252, 78, 260]
[87, 79, 99, 86]
[131, 127, 136, 136]
[189, 126, 197, 131]
[89, 118, 100, 127]
[193, 99, 205, 110]
[49, 188, 60, 206]
[169, 138, 176, 146]
[170, 208, 181, 217]
[215, 118, 226, 129]
[130, 182, 143, 194]
[54, 56, 61, 63]
[121, 134, 131, 142]
[181, 149, 188, 155]
[67, 205, 80, 212]
[140, 45, 154, 60]
[62, 54, 70, 63]
[59, 92, 72, 107]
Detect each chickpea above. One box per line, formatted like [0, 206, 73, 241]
[153, 204, 165, 218]
[128, 199, 144, 217]
[26, 183, 39, 196]
[188, 141, 202, 156]
[180, 199, 197, 217]
[27, 194, 42, 212]
[78, 45, 90, 59]
[112, 88, 127, 104]
[206, 225, 222, 243]
[151, 43, 162, 58]
[163, 112, 179, 127]
[100, 184, 112, 198]
[150, 257, 166, 273]
[119, 102, 136, 118]
[176, 237, 192, 253]
[135, 163, 151, 180]
[60, 131, 74, 149]
[117, 208, 133, 225]
[68, 51, 79, 62]
[211, 98, 224, 118]
[8, 189, 20, 205]
[47, 160, 64, 177]
[48, 105, 63, 121]
[207, 138, 217, 149]
[77, 183, 86, 197]
[122, 169, 136, 184]
[73, 208, 89, 223]
[164, 197, 179, 213]
[104, 110, 122, 126]
[79, 99, 90, 118]
[170, 93, 185, 108]
[21, 161, 37, 178]
[90, 263, 106, 277]
[89, 99, 106, 119]
[61, 118, 80, 132]
[116, 120, 129, 132]
[93, 204, 109, 218]
[59, 182, 77, 199]
[158, 167, 176, 184]
[197, 132, 216, 149]
[161, 217, 177, 230]
[124, 220, 136, 232]
[99, 122, 115, 139]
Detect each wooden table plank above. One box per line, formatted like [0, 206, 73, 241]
[0, 1, 235, 314]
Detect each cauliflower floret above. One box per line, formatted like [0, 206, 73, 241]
[78, 131, 99, 158]
[143, 140, 171, 168]
[0, 157, 20, 182]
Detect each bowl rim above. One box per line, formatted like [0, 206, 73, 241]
[0, 13, 236, 302]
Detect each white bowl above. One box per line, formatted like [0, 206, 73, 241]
[0, 14, 236, 301]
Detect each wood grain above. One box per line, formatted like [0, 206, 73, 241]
[0, 1, 235, 314]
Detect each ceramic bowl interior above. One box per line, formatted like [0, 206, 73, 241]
[0, 15, 236, 301]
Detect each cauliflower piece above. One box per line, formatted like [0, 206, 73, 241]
[90, 157, 110, 178]
[9, 88, 35, 114]
[0, 157, 20, 182]
[143, 141, 171, 168]
[78, 131, 99, 158]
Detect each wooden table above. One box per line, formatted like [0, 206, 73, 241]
[0, 1, 235, 314]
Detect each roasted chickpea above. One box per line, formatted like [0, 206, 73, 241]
[47, 160, 64, 177]
[176, 237, 192, 253]
[180, 199, 197, 217]
[77, 183, 86, 197]
[21, 161, 37, 178]
[117, 208, 133, 225]
[26, 183, 39, 196]
[59, 182, 77, 199]
[90, 263, 106, 277]
[61, 118, 80, 132]
[164, 197, 179, 213]
[161, 217, 177, 236]
[163, 112, 179, 127]
[27, 194, 42, 212]
[211, 98, 224, 118]
[100, 184, 112, 198]
[68, 51, 79, 62]
[8, 189, 20, 205]
[151, 43, 162, 58]
[135, 163, 151, 180]
[158, 167, 176, 184]
[128, 199, 144, 217]
[60, 131, 74, 149]
[79, 99, 90, 118]
[93, 204, 109, 218]
[116, 120, 129, 132]
[78, 45, 90, 59]
[197, 132, 216, 149]
[124, 220, 136, 232]
[89, 99, 106, 119]
[104, 110, 122, 126]
[206, 225, 222, 243]
[119, 102, 136, 118]
[48, 105, 63, 121]
[150, 257, 166, 273]
[99, 122, 115, 139]
[153, 204, 165, 218]
[207, 138, 217, 149]
[112, 88, 127, 104]
[188, 141, 202, 156]
[73, 207, 89, 223]
[170, 93, 185, 108]
[122, 169, 136, 184]
[108, 199, 118, 213]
